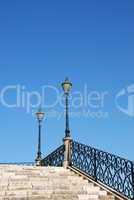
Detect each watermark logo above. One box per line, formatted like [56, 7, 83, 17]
[0, 84, 109, 119]
[115, 84, 134, 117]
[1, 83, 134, 118]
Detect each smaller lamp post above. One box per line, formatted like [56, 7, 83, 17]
[35, 108, 45, 166]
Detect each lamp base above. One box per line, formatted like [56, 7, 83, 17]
[35, 157, 42, 166]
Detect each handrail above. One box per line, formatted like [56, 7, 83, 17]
[71, 140, 134, 200]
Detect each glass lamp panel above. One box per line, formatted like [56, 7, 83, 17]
[63, 83, 71, 93]
[36, 112, 44, 121]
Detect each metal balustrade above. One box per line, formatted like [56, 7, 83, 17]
[71, 141, 134, 200]
[41, 145, 65, 167]
[42, 140, 134, 199]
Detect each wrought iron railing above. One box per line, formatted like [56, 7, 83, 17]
[41, 145, 65, 167]
[71, 140, 134, 200]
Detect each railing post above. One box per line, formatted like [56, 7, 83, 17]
[63, 137, 72, 168]
[94, 149, 97, 182]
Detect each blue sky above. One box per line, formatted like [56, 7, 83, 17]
[0, 0, 134, 162]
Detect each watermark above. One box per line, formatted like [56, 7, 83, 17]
[0, 83, 133, 118]
[0, 84, 109, 119]
[44, 109, 109, 120]
[115, 84, 134, 117]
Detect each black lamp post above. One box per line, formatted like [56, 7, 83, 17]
[35, 109, 45, 165]
[62, 78, 72, 138]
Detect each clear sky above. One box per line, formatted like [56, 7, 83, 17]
[0, 0, 134, 162]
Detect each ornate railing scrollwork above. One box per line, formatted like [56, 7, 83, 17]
[71, 141, 96, 179]
[41, 145, 65, 167]
[71, 140, 134, 200]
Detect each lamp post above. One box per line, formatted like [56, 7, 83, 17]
[35, 109, 45, 166]
[62, 78, 72, 138]
[62, 78, 72, 168]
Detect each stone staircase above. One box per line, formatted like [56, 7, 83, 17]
[0, 165, 118, 200]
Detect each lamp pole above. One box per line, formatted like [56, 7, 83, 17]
[62, 78, 72, 168]
[35, 109, 45, 166]
[62, 78, 72, 138]
[65, 92, 70, 137]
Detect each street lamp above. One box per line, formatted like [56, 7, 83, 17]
[62, 78, 72, 138]
[35, 108, 45, 166]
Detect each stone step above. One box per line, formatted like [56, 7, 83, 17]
[0, 165, 118, 200]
